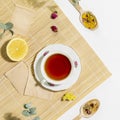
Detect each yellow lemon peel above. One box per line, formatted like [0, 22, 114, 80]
[6, 38, 28, 61]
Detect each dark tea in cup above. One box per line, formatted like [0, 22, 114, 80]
[41, 52, 74, 85]
[44, 53, 71, 80]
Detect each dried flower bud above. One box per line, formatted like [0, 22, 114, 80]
[51, 26, 58, 32]
[51, 11, 58, 19]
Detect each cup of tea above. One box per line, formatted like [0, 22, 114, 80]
[40, 51, 74, 85]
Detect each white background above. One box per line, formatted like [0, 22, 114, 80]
[54, 0, 120, 120]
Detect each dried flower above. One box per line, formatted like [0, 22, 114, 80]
[51, 26, 58, 32]
[62, 92, 76, 101]
[51, 11, 58, 19]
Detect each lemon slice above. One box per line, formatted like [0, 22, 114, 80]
[6, 38, 28, 61]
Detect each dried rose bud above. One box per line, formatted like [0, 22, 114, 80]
[85, 109, 92, 115]
[51, 11, 58, 19]
[51, 26, 58, 32]
[90, 103, 94, 108]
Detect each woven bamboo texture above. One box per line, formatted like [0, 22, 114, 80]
[0, 0, 111, 120]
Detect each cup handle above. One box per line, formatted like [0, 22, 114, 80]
[40, 79, 56, 87]
[40, 79, 47, 84]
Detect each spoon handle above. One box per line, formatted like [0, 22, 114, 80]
[73, 114, 82, 120]
[68, 0, 84, 14]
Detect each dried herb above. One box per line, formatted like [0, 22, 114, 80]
[81, 12, 98, 29]
[0, 22, 14, 38]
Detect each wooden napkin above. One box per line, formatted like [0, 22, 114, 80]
[5, 62, 53, 100]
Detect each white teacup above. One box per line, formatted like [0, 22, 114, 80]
[40, 51, 74, 85]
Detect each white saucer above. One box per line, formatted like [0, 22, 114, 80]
[33, 44, 81, 91]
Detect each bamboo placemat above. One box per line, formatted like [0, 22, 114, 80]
[0, 0, 111, 120]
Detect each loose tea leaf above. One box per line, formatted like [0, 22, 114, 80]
[62, 92, 76, 101]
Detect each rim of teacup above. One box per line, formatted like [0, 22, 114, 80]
[40, 51, 74, 85]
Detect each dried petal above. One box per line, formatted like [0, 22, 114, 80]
[62, 93, 76, 101]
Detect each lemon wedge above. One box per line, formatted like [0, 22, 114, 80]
[6, 38, 28, 61]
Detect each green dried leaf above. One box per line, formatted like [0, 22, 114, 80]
[0, 23, 6, 29]
[24, 103, 32, 109]
[33, 116, 40, 120]
[22, 110, 31, 117]
[5, 22, 13, 30]
[29, 107, 37, 115]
